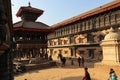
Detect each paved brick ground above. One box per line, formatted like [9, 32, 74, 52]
[14, 60, 120, 80]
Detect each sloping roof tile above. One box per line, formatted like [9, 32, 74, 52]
[13, 21, 50, 29]
[52, 0, 120, 29]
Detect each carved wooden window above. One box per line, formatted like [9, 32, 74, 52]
[68, 27, 70, 34]
[77, 23, 79, 32]
[116, 11, 120, 23]
[63, 28, 65, 35]
[82, 22, 84, 31]
[59, 29, 61, 36]
[86, 21, 89, 30]
[89, 20, 92, 29]
[73, 25, 75, 33]
[77, 23, 81, 32]
[84, 21, 86, 30]
[82, 22, 85, 31]
[78, 50, 84, 54]
[64, 51, 68, 54]
[87, 20, 90, 30]
[56, 30, 58, 36]
[59, 30, 61, 36]
[65, 27, 67, 35]
[70, 36, 74, 44]
[64, 40, 68, 44]
[55, 30, 58, 37]
[99, 35, 104, 41]
[65, 28, 66, 35]
[70, 25, 73, 34]
[57, 30, 59, 36]
[65, 27, 67, 34]
[105, 14, 109, 26]
[49, 40, 53, 46]
[78, 37, 83, 43]
[61, 29, 62, 36]
[80, 22, 82, 31]
[55, 31, 57, 37]
[54, 41, 57, 45]
[74, 24, 78, 33]
[72, 25, 75, 33]
[66, 26, 68, 34]
[96, 17, 99, 28]
[100, 16, 104, 27]
[69, 26, 71, 34]
[54, 51, 57, 53]
[92, 18, 96, 29]
[61, 28, 63, 35]
[111, 13, 115, 24]
[58, 39, 62, 45]
[87, 33, 94, 43]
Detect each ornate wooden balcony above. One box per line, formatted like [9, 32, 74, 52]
[15, 40, 47, 48]
[16, 40, 47, 44]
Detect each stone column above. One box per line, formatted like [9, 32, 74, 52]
[100, 27, 120, 66]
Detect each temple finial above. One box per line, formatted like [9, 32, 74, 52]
[28, 2, 31, 7]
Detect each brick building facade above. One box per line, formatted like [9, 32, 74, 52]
[47, 0, 120, 61]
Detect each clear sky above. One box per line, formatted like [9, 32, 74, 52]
[11, 0, 113, 26]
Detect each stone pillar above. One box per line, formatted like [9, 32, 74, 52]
[100, 27, 120, 66]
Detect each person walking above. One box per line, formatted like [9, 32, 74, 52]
[82, 67, 91, 80]
[108, 68, 118, 80]
[77, 57, 81, 67]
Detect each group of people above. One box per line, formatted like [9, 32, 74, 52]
[77, 56, 85, 67]
[82, 67, 118, 80]
[58, 53, 66, 66]
[45, 53, 118, 80]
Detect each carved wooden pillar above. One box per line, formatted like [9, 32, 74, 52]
[0, 1, 7, 44]
[70, 48, 73, 56]
[0, 50, 13, 80]
[42, 47, 44, 56]
[0, 0, 13, 79]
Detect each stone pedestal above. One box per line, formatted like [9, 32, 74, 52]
[100, 27, 120, 66]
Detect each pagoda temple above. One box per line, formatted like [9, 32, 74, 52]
[13, 3, 53, 61]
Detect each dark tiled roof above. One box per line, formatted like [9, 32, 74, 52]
[52, 0, 120, 29]
[13, 21, 51, 29]
[21, 6, 43, 12]
[13, 21, 23, 28]
[16, 6, 44, 17]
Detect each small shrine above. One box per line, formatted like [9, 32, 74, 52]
[100, 27, 120, 66]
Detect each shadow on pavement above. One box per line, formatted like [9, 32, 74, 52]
[56, 60, 95, 69]
[61, 76, 96, 80]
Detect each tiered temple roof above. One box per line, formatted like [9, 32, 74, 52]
[14, 3, 53, 33]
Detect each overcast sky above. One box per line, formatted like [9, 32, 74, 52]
[11, 0, 113, 26]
